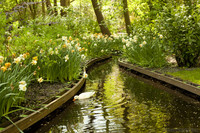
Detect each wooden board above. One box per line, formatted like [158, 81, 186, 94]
[118, 61, 200, 96]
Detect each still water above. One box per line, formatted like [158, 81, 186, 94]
[32, 59, 200, 133]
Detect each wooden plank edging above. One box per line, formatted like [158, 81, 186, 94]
[118, 61, 200, 96]
[0, 56, 111, 133]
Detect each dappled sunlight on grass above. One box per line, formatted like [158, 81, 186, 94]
[166, 68, 200, 85]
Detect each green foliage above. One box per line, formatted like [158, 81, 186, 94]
[0, 55, 34, 120]
[123, 34, 167, 68]
[156, 4, 200, 67]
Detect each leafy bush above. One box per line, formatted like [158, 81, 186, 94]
[156, 4, 200, 67]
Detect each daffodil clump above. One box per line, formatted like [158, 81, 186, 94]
[122, 33, 167, 68]
[0, 53, 35, 119]
[34, 36, 85, 82]
[81, 33, 124, 58]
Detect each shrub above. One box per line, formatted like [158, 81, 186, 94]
[156, 4, 200, 67]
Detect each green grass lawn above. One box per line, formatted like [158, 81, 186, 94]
[166, 68, 200, 85]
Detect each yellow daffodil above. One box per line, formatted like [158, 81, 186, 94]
[1, 66, 7, 72]
[69, 36, 72, 41]
[5, 62, 11, 68]
[33, 56, 38, 61]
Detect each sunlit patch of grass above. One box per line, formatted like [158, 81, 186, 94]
[166, 68, 200, 85]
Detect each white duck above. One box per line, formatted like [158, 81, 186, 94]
[73, 91, 95, 101]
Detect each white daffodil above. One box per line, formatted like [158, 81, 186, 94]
[40, 49, 44, 54]
[65, 55, 69, 62]
[81, 54, 86, 60]
[31, 60, 37, 65]
[14, 57, 21, 64]
[38, 77, 43, 83]
[19, 84, 27, 91]
[19, 54, 25, 60]
[62, 36, 67, 41]
[159, 34, 163, 39]
[142, 41, 147, 45]
[83, 71, 88, 78]
[123, 45, 126, 49]
[19, 81, 27, 85]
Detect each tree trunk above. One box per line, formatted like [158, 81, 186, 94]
[91, 0, 111, 36]
[60, 0, 70, 16]
[42, 0, 45, 18]
[46, 0, 52, 10]
[54, 0, 57, 15]
[123, 0, 131, 36]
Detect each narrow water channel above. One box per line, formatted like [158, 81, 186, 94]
[31, 58, 200, 133]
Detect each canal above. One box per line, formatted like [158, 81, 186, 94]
[29, 58, 200, 133]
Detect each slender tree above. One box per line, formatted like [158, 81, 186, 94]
[54, 0, 58, 15]
[123, 0, 131, 35]
[46, 0, 52, 10]
[60, 0, 70, 16]
[42, 0, 45, 18]
[91, 0, 111, 36]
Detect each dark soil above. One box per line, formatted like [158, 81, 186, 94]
[0, 79, 79, 126]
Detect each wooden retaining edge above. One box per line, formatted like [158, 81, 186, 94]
[118, 61, 200, 96]
[0, 56, 112, 133]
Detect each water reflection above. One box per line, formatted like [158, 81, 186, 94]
[32, 59, 200, 133]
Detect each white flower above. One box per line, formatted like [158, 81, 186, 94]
[31, 60, 37, 65]
[94, 43, 97, 46]
[139, 44, 143, 47]
[19, 81, 27, 85]
[55, 48, 59, 54]
[19, 54, 25, 60]
[159, 34, 163, 39]
[14, 57, 21, 64]
[62, 36, 67, 41]
[81, 54, 86, 60]
[40, 49, 44, 54]
[38, 77, 43, 83]
[83, 71, 88, 78]
[48, 48, 53, 55]
[126, 42, 131, 47]
[142, 41, 147, 45]
[19, 84, 27, 91]
[65, 55, 69, 62]
[122, 38, 126, 43]
[101, 49, 104, 53]
[143, 36, 146, 40]
[123, 45, 126, 49]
